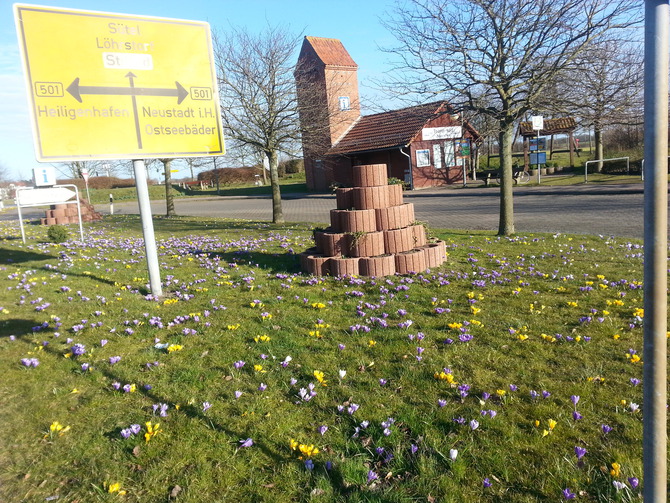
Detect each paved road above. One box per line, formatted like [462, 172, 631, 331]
[3, 183, 663, 239]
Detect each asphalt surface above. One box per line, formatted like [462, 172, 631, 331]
[2, 182, 663, 239]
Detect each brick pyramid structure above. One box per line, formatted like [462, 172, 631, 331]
[300, 164, 447, 276]
[40, 198, 102, 226]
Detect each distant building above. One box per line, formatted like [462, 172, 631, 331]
[295, 36, 480, 190]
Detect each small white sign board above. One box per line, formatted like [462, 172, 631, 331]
[422, 126, 462, 141]
[33, 166, 57, 186]
[531, 115, 544, 131]
[16, 186, 76, 206]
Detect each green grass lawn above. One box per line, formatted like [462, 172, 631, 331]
[86, 173, 309, 204]
[0, 216, 657, 502]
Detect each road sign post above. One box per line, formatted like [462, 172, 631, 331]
[531, 115, 544, 184]
[81, 168, 90, 202]
[15, 4, 225, 298]
[133, 159, 162, 298]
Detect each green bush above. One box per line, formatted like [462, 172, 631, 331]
[46, 224, 69, 243]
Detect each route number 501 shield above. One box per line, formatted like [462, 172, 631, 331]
[14, 4, 225, 161]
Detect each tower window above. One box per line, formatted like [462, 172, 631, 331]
[338, 96, 350, 111]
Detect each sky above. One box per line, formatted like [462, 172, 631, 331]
[0, 0, 400, 181]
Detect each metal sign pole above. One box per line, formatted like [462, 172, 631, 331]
[133, 159, 163, 298]
[643, 1, 668, 502]
[16, 195, 26, 244]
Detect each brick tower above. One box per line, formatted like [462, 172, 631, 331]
[295, 36, 361, 190]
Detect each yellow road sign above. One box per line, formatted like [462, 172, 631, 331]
[14, 4, 225, 161]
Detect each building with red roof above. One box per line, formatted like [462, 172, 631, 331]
[295, 36, 480, 190]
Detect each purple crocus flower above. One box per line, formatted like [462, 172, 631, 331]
[483, 478, 492, 488]
[239, 438, 253, 448]
[109, 356, 121, 365]
[628, 477, 639, 489]
[304, 459, 314, 471]
[574, 446, 587, 459]
[470, 419, 479, 430]
[318, 425, 328, 436]
[602, 424, 612, 434]
[367, 470, 378, 483]
[202, 401, 212, 412]
[570, 395, 580, 406]
[70, 343, 86, 356]
[562, 488, 576, 500]
[572, 411, 583, 421]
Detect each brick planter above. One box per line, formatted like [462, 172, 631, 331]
[330, 210, 348, 231]
[384, 227, 414, 254]
[395, 249, 427, 274]
[300, 163, 441, 278]
[388, 184, 403, 206]
[346, 231, 385, 258]
[330, 256, 360, 277]
[359, 254, 396, 277]
[319, 232, 347, 257]
[352, 186, 390, 210]
[375, 203, 413, 231]
[421, 241, 447, 268]
[335, 188, 354, 210]
[339, 209, 377, 233]
[352, 164, 387, 187]
[410, 223, 427, 247]
[300, 252, 331, 276]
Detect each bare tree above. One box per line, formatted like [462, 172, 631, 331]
[184, 157, 209, 181]
[56, 160, 105, 179]
[545, 41, 643, 170]
[383, 0, 640, 235]
[214, 25, 304, 224]
[157, 159, 176, 217]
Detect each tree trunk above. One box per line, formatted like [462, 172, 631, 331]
[163, 159, 176, 217]
[497, 124, 515, 236]
[594, 127, 604, 172]
[267, 151, 284, 223]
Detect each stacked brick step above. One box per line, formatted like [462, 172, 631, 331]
[40, 198, 102, 226]
[300, 163, 447, 276]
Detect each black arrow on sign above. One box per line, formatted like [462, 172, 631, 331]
[66, 77, 189, 104]
[66, 74, 190, 149]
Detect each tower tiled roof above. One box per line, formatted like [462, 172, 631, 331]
[328, 102, 452, 155]
[302, 36, 357, 68]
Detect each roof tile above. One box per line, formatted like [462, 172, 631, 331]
[328, 102, 449, 155]
[519, 117, 577, 136]
[304, 36, 357, 68]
